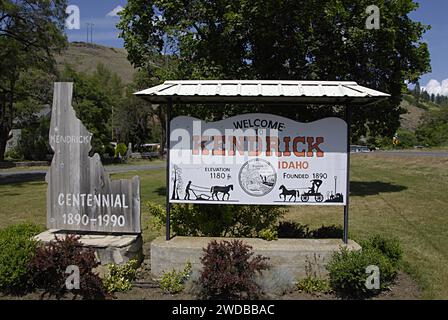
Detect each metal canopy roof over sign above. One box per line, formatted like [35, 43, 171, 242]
[134, 80, 390, 105]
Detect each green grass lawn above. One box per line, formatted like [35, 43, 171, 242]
[0, 154, 447, 299]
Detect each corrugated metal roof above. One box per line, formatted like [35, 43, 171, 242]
[134, 80, 390, 105]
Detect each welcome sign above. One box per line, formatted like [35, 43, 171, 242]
[169, 113, 347, 206]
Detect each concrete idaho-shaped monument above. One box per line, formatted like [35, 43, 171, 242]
[46, 82, 141, 233]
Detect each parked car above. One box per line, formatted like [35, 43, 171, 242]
[350, 145, 370, 153]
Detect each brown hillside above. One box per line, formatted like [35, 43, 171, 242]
[55, 42, 136, 84]
[400, 99, 426, 131]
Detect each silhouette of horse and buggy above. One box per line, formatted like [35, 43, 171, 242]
[279, 179, 325, 203]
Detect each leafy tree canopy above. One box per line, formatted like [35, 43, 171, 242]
[118, 0, 431, 140]
[0, 0, 67, 160]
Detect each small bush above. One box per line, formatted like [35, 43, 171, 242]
[199, 240, 270, 300]
[326, 247, 397, 298]
[311, 225, 343, 238]
[277, 221, 310, 238]
[4, 148, 23, 161]
[160, 261, 192, 294]
[297, 254, 330, 294]
[28, 234, 106, 299]
[259, 228, 278, 241]
[395, 129, 418, 149]
[360, 234, 403, 267]
[0, 223, 43, 293]
[103, 259, 139, 294]
[297, 277, 330, 294]
[277, 221, 343, 239]
[115, 143, 127, 158]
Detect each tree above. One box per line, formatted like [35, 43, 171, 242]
[118, 0, 430, 140]
[59, 65, 115, 155]
[13, 68, 56, 160]
[115, 70, 162, 151]
[416, 108, 448, 147]
[414, 82, 421, 102]
[0, 0, 67, 160]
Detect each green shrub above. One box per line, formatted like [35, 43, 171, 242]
[4, 148, 23, 161]
[115, 143, 128, 158]
[360, 234, 403, 267]
[311, 225, 343, 238]
[277, 221, 343, 239]
[277, 221, 310, 238]
[147, 201, 285, 238]
[0, 223, 43, 293]
[259, 228, 278, 241]
[416, 108, 448, 147]
[199, 240, 270, 300]
[395, 129, 418, 149]
[326, 247, 397, 298]
[160, 261, 192, 294]
[297, 253, 330, 294]
[103, 259, 139, 294]
[297, 277, 330, 294]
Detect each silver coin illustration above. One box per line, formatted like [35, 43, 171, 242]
[238, 158, 277, 197]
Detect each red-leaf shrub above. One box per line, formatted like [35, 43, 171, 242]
[199, 240, 270, 299]
[28, 234, 106, 299]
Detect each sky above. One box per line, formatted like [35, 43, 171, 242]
[65, 0, 448, 95]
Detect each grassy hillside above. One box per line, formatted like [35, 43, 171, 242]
[55, 42, 137, 84]
[400, 93, 444, 132]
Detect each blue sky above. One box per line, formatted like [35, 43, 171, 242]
[65, 0, 447, 95]
[65, 0, 126, 46]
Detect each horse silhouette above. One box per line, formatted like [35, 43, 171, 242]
[211, 185, 233, 201]
[279, 185, 298, 202]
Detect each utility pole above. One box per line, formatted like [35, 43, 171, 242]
[91, 23, 94, 46]
[86, 23, 94, 46]
[111, 106, 114, 141]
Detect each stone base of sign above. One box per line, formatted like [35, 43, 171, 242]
[150, 236, 361, 280]
[35, 229, 143, 266]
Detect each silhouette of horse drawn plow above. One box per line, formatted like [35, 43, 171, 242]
[184, 182, 234, 201]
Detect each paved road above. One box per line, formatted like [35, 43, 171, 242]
[2, 151, 447, 184]
[0, 164, 165, 184]
[355, 150, 448, 158]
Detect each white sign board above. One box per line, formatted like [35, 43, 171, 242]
[169, 113, 347, 205]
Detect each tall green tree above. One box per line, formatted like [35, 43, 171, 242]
[414, 82, 421, 102]
[0, 0, 67, 160]
[59, 65, 117, 155]
[118, 0, 431, 140]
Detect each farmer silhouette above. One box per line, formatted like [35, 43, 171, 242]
[184, 181, 192, 200]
